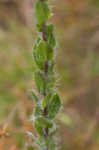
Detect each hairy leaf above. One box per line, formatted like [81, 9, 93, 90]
[46, 73, 55, 93]
[31, 90, 39, 103]
[35, 0, 51, 25]
[42, 93, 52, 108]
[46, 136, 55, 150]
[38, 116, 53, 128]
[48, 93, 61, 119]
[34, 40, 53, 69]
[34, 71, 46, 94]
[34, 105, 43, 117]
[35, 116, 53, 136]
[47, 24, 56, 48]
[35, 121, 44, 136]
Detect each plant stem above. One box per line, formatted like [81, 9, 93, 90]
[42, 20, 49, 150]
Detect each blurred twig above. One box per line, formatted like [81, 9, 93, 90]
[0, 103, 20, 127]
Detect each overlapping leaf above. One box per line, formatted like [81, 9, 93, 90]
[31, 90, 39, 103]
[33, 40, 53, 70]
[35, 116, 53, 136]
[34, 71, 46, 94]
[47, 24, 56, 48]
[48, 93, 61, 119]
[35, 0, 51, 25]
[34, 105, 43, 117]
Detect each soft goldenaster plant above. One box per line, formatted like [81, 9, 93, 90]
[27, 0, 61, 150]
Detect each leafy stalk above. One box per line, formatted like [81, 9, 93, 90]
[27, 0, 61, 150]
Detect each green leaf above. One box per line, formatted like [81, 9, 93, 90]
[33, 41, 47, 70]
[47, 24, 56, 48]
[33, 37, 41, 50]
[35, 116, 53, 136]
[42, 96, 48, 109]
[35, 120, 44, 136]
[42, 93, 52, 108]
[46, 73, 55, 93]
[31, 90, 39, 103]
[37, 24, 43, 32]
[34, 105, 43, 117]
[37, 136, 47, 149]
[38, 116, 53, 128]
[35, 0, 51, 25]
[46, 136, 55, 150]
[48, 93, 61, 119]
[34, 71, 46, 94]
[33, 40, 53, 70]
[47, 46, 53, 60]
[34, 41, 48, 70]
[48, 60, 54, 73]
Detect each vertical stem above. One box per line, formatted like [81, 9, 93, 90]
[43, 28, 49, 150]
[42, 24, 47, 42]
[40, 2, 49, 148]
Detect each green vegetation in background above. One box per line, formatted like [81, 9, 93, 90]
[0, 22, 33, 120]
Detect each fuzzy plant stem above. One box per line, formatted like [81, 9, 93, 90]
[27, 0, 62, 150]
[42, 17, 49, 147]
[42, 22, 50, 150]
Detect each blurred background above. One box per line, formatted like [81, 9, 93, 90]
[0, 0, 99, 150]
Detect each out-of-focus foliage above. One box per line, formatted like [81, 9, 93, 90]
[0, 0, 99, 150]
